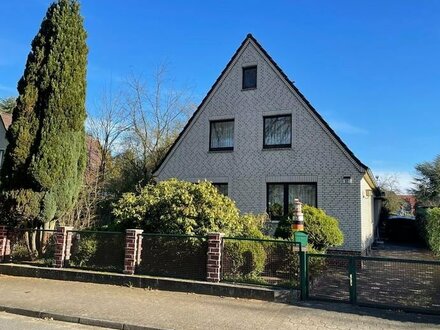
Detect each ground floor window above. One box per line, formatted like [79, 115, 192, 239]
[267, 183, 317, 219]
[213, 183, 228, 196]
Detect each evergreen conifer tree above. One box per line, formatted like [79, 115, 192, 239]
[0, 0, 88, 232]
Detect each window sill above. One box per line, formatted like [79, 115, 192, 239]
[262, 147, 292, 151]
[241, 87, 257, 91]
[208, 149, 234, 153]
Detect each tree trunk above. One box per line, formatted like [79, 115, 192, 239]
[29, 230, 37, 260]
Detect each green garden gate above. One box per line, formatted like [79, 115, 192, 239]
[305, 253, 440, 314]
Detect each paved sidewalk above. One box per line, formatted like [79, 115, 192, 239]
[0, 312, 100, 330]
[1, 275, 440, 330]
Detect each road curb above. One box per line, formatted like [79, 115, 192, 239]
[0, 305, 172, 330]
[0, 263, 293, 302]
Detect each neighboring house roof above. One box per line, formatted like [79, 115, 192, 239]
[153, 34, 376, 186]
[86, 135, 101, 170]
[399, 194, 417, 208]
[0, 113, 12, 130]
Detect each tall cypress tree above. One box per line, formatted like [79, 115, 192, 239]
[0, 0, 87, 230]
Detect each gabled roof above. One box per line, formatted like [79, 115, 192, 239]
[153, 34, 373, 182]
[0, 112, 12, 130]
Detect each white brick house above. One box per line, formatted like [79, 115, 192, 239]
[154, 34, 378, 254]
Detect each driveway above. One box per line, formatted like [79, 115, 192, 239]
[308, 242, 440, 312]
[371, 242, 436, 260]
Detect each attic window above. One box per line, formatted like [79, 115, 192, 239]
[242, 66, 257, 89]
[343, 176, 352, 184]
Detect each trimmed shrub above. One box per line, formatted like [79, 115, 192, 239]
[274, 205, 344, 251]
[70, 235, 98, 267]
[426, 208, 440, 255]
[69, 233, 125, 271]
[223, 240, 267, 279]
[112, 179, 266, 237]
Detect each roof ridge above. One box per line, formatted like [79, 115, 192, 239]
[246, 34, 368, 171]
[153, 34, 369, 176]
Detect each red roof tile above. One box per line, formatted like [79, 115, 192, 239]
[0, 113, 12, 130]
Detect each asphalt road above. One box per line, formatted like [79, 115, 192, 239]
[0, 312, 108, 330]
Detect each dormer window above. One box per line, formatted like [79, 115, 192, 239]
[242, 66, 257, 89]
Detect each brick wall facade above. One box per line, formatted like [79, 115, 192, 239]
[155, 38, 370, 252]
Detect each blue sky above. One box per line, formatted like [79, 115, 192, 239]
[1, 1, 439, 192]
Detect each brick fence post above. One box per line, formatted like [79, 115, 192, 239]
[0, 225, 9, 262]
[124, 229, 143, 275]
[206, 232, 224, 282]
[54, 226, 73, 268]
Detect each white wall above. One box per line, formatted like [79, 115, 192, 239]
[360, 177, 375, 250]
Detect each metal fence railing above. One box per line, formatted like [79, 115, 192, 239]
[356, 256, 440, 313]
[67, 230, 125, 273]
[7, 229, 57, 266]
[306, 253, 440, 314]
[307, 254, 350, 302]
[221, 237, 301, 288]
[6, 226, 440, 315]
[136, 233, 208, 280]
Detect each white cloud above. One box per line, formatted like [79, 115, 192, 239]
[328, 119, 368, 135]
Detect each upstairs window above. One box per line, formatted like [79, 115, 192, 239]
[263, 115, 292, 148]
[242, 66, 257, 89]
[210, 120, 234, 151]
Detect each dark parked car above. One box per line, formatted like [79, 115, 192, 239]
[384, 215, 419, 242]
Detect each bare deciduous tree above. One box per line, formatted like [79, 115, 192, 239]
[376, 174, 405, 214]
[88, 88, 130, 181]
[123, 65, 195, 184]
[65, 89, 129, 228]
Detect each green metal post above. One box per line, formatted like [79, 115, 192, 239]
[293, 230, 308, 300]
[299, 248, 308, 300]
[349, 257, 357, 304]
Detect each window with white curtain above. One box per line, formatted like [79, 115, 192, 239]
[210, 120, 234, 150]
[267, 183, 317, 219]
[263, 115, 292, 148]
